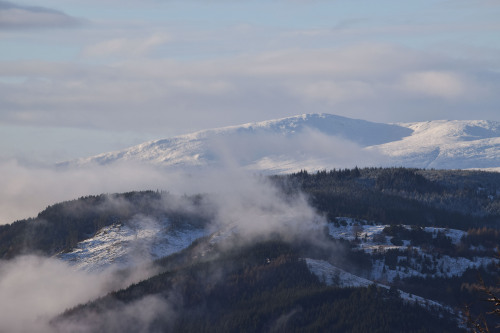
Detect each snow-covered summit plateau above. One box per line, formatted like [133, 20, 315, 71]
[69, 113, 500, 172]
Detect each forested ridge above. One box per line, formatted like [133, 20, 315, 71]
[57, 239, 461, 332]
[273, 167, 500, 230]
[0, 191, 211, 259]
[2, 167, 500, 331]
[2, 167, 500, 259]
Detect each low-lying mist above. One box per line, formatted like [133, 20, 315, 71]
[0, 159, 168, 225]
[0, 130, 380, 332]
[0, 127, 382, 225]
[0, 167, 330, 332]
[0, 255, 151, 333]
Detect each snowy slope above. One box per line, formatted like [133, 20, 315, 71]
[54, 209, 497, 326]
[372, 120, 500, 169]
[305, 258, 454, 313]
[66, 113, 500, 172]
[58, 217, 208, 272]
[305, 258, 374, 288]
[327, 218, 498, 282]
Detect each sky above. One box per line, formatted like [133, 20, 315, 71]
[1, 0, 500, 163]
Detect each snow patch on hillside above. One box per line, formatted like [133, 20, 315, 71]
[58, 218, 208, 272]
[369, 255, 495, 282]
[304, 258, 453, 312]
[327, 218, 498, 282]
[305, 258, 373, 288]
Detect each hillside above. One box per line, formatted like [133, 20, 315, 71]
[65, 113, 500, 172]
[55, 239, 464, 333]
[3, 167, 500, 261]
[1, 168, 499, 332]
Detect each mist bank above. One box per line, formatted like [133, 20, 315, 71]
[0, 161, 331, 332]
[0, 123, 382, 224]
[0, 254, 162, 333]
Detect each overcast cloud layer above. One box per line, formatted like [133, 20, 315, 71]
[1, 0, 499, 163]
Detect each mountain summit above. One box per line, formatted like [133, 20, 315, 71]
[70, 113, 500, 172]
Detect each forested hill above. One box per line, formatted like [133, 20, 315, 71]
[1, 168, 500, 260]
[56, 239, 462, 333]
[0, 191, 212, 259]
[273, 167, 500, 230]
[2, 167, 500, 332]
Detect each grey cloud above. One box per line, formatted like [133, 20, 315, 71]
[0, 1, 82, 29]
[1, 44, 499, 139]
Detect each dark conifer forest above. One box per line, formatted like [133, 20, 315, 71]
[57, 239, 461, 333]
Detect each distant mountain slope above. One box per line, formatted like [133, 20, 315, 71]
[67, 113, 500, 172]
[373, 120, 500, 169]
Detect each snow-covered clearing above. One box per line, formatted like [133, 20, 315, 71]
[58, 218, 207, 272]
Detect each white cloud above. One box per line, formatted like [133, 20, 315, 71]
[0, 160, 168, 224]
[0, 123, 384, 225]
[294, 80, 376, 104]
[401, 71, 467, 99]
[0, 256, 112, 332]
[0, 253, 166, 332]
[0, 159, 332, 331]
[82, 33, 171, 58]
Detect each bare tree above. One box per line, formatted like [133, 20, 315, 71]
[352, 224, 363, 240]
[465, 253, 500, 333]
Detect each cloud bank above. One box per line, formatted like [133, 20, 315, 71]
[1, 44, 498, 139]
[0, 1, 81, 29]
[0, 256, 114, 332]
[0, 124, 383, 224]
[0, 160, 167, 224]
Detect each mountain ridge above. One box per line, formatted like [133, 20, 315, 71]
[66, 113, 500, 172]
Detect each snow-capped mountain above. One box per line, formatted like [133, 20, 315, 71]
[67, 113, 500, 172]
[373, 120, 500, 169]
